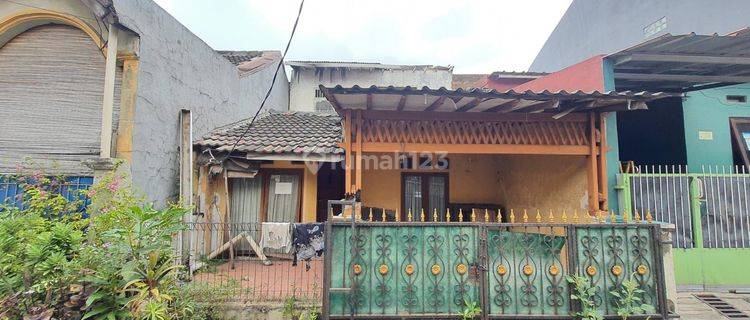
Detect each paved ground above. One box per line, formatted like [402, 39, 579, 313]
[677, 292, 750, 319]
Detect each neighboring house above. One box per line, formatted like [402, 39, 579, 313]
[530, 0, 750, 73]
[287, 61, 452, 113]
[454, 71, 546, 91]
[0, 0, 288, 207]
[527, 3, 750, 290]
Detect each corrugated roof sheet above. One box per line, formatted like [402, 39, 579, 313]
[195, 111, 343, 156]
[217, 50, 280, 75]
[286, 60, 453, 71]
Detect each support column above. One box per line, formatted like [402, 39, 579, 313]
[598, 113, 609, 210]
[100, 24, 119, 158]
[344, 110, 353, 193]
[355, 110, 363, 192]
[115, 56, 139, 163]
[587, 113, 600, 214]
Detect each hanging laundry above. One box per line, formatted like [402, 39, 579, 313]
[260, 222, 292, 253]
[292, 223, 325, 269]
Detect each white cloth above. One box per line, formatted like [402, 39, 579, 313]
[260, 222, 292, 253]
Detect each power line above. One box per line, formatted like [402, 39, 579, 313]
[218, 0, 305, 163]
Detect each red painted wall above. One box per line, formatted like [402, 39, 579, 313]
[482, 77, 536, 91]
[513, 55, 606, 92]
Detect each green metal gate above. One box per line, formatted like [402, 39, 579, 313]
[323, 218, 668, 319]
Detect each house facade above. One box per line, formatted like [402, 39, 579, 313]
[0, 0, 288, 206]
[287, 61, 452, 113]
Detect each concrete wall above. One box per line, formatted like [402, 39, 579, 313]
[683, 84, 750, 169]
[530, 0, 750, 72]
[112, 0, 289, 205]
[289, 67, 452, 112]
[360, 153, 588, 214]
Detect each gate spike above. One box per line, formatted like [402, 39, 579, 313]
[622, 211, 630, 223]
[433, 208, 438, 222]
[599, 211, 607, 224]
[421, 208, 426, 222]
[548, 209, 555, 223]
[561, 210, 568, 223]
[395, 208, 400, 222]
[382, 208, 387, 222]
[645, 211, 653, 223]
[446, 208, 451, 222]
[535, 209, 542, 223]
[573, 210, 579, 224]
[610, 211, 617, 224]
[485, 209, 490, 223]
[497, 210, 502, 223]
[634, 210, 642, 223]
[407, 208, 413, 222]
[459, 209, 464, 222]
[523, 209, 529, 223]
[510, 209, 516, 223]
[369, 207, 374, 222]
[471, 210, 477, 222]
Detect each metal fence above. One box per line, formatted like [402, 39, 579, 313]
[182, 222, 323, 302]
[324, 219, 668, 319]
[622, 165, 750, 249]
[0, 175, 92, 212]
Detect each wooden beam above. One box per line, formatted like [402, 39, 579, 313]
[361, 109, 588, 122]
[455, 98, 483, 112]
[344, 110, 352, 193]
[366, 93, 373, 110]
[355, 110, 363, 192]
[424, 96, 447, 111]
[598, 113, 608, 210]
[484, 99, 521, 113]
[552, 100, 596, 120]
[396, 95, 407, 111]
[616, 53, 750, 66]
[527, 99, 560, 113]
[352, 142, 591, 155]
[614, 72, 750, 84]
[587, 113, 600, 214]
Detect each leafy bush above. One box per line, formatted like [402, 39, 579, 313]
[567, 274, 603, 320]
[610, 273, 656, 320]
[0, 168, 230, 320]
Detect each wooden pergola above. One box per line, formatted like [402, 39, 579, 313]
[320, 85, 672, 213]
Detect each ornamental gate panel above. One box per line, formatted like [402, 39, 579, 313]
[323, 221, 668, 319]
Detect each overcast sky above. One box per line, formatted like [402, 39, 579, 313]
[152, 0, 573, 74]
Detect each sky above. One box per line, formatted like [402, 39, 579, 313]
[152, 0, 573, 74]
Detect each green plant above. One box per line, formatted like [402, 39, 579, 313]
[610, 273, 656, 320]
[567, 274, 603, 320]
[459, 299, 481, 320]
[282, 296, 301, 319]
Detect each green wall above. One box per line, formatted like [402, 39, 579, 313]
[683, 84, 750, 171]
[674, 249, 750, 287]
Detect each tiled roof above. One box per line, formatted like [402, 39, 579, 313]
[195, 111, 343, 156]
[217, 51, 263, 65]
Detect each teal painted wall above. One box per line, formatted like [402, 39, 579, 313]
[683, 84, 750, 171]
[603, 59, 620, 212]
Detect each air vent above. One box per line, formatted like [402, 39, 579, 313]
[695, 293, 750, 318]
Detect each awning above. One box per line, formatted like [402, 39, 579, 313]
[607, 32, 750, 92]
[320, 85, 676, 118]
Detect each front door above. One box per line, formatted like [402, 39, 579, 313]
[402, 173, 448, 220]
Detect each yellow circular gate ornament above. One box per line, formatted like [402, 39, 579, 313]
[497, 265, 507, 276]
[549, 265, 560, 276]
[523, 264, 534, 276]
[611, 265, 623, 276]
[586, 266, 597, 276]
[353, 264, 362, 275]
[456, 263, 468, 275]
[636, 264, 648, 275]
[431, 264, 442, 275]
[379, 264, 389, 275]
[405, 264, 415, 276]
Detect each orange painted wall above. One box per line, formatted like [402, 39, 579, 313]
[359, 153, 588, 214]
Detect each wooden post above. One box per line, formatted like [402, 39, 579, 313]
[587, 113, 600, 214]
[598, 113, 609, 210]
[355, 110, 363, 192]
[344, 110, 353, 193]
